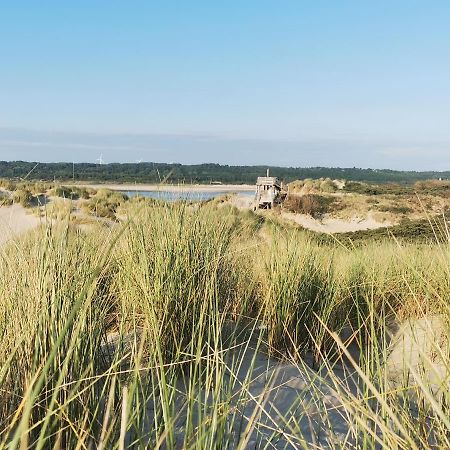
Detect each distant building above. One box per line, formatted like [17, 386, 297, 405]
[253, 169, 286, 210]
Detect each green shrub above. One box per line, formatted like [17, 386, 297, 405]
[343, 181, 383, 195]
[377, 204, 413, 214]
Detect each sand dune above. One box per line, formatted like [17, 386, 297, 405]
[282, 211, 392, 233]
[0, 205, 41, 246]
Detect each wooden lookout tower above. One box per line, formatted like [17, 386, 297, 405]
[253, 169, 286, 210]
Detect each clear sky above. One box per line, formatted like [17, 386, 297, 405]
[1, 1, 449, 169]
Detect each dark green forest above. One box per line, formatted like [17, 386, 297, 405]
[1, 161, 449, 184]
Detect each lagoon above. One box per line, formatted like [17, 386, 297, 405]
[122, 189, 255, 202]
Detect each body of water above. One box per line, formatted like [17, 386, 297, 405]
[122, 190, 255, 202]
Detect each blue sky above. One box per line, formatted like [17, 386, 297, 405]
[1, 1, 449, 169]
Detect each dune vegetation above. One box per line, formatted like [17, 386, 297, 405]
[286, 179, 450, 224]
[0, 198, 449, 449]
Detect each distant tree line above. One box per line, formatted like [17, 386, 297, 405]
[1, 161, 449, 184]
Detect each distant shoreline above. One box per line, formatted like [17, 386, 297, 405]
[72, 183, 256, 193]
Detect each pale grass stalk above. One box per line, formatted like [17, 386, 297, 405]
[119, 387, 128, 450]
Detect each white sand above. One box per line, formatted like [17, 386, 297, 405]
[282, 212, 392, 233]
[106, 330, 359, 448]
[386, 315, 449, 398]
[0, 205, 41, 246]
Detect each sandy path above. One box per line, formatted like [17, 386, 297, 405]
[282, 211, 392, 233]
[72, 183, 255, 193]
[0, 205, 41, 246]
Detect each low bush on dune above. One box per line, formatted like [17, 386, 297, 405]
[0, 179, 17, 191]
[283, 193, 337, 218]
[320, 178, 338, 193]
[82, 189, 128, 220]
[343, 179, 450, 198]
[51, 185, 78, 198]
[12, 188, 33, 207]
[51, 185, 93, 199]
[288, 177, 340, 194]
[377, 204, 413, 214]
[26, 181, 54, 195]
[0, 192, 13, 206]
[0, 179, 54, 196]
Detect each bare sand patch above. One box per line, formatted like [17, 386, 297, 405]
[0, 204, 41, 245]
[386, 315, 450, 398]
[282, 211, 393, 233]
[229, 194, 255, 209]
[105, 329, 359, 448]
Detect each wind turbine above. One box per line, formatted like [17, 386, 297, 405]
[96, 154, 105, 165]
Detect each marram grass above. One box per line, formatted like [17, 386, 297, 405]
[0, 203, 449, 448]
